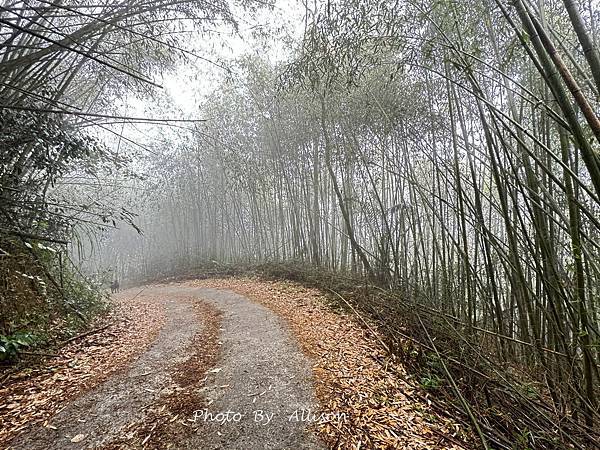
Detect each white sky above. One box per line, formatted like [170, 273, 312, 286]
[164, 0, 305, 114]
[97, 0, 306, 155]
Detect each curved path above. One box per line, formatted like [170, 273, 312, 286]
[184, 287, 322, 449]
[10, 285, 323, 450]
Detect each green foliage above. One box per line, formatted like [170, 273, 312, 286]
[516, 382, 540, 400]
[512, 427, 533, 450]
[0, 331, 35, 361]
[62, 267, 109, 330]
[1, 106, 142, 247]
[420, 373, 443, 390]
[1, 238, 109, 355]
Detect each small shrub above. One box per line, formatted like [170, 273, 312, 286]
[0, 331, 35, 361]
[420, 373, 443, 390]
[1, 238, 109, 357]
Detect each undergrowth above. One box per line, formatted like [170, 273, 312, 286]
[0, 237, 108, 364]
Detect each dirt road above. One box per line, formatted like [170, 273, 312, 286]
[10, 285, 323, 449]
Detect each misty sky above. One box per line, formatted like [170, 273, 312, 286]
[98, 0, 306, 156]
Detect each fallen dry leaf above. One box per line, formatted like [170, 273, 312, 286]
[70, 433, 85, 443]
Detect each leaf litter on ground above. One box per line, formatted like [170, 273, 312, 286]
[0, 289, 165, 447]
[191, 277, 471, 450]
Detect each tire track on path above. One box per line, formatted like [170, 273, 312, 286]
[10, 284, 324, 450]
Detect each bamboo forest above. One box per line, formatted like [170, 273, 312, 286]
[1, 0, 600, 449]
